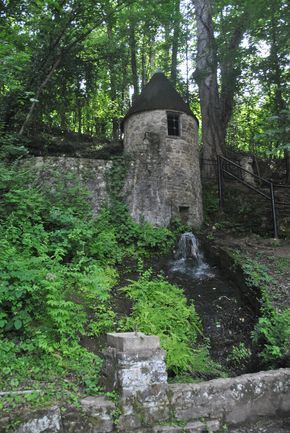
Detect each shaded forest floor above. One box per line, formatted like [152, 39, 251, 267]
[206, 232, 290, 310]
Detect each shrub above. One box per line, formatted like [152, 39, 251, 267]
[119, 270, 218, 375]
[252, 307, 290, 367]
[231, 251, 290, 367]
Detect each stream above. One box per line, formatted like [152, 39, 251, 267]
[154, 232, 258, 375]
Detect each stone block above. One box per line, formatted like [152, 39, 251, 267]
[62, 397, 115, 433]
[14, 406, 61, 433]
[152, 419, 220, 433]
[80, 396, 115, 433]
[169, 369, 290, 427]
[107, 332, 161, 353]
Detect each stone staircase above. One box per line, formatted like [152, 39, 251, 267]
[222, 182, 290, 237]
[218, 155, 290, 237]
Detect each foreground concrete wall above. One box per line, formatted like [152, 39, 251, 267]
[123, 110, 203, 227]
[5, 333, 290, 433]
[170, 369, 290, 426]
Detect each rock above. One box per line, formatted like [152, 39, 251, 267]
[14, 406, 61, 433]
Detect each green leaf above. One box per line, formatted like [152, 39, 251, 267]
[14, 319, 23, 330]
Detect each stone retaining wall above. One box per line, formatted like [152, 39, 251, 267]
[21, 156, 112, 215]
[21, 129, 204, 228]
[3, 333, 290, 433]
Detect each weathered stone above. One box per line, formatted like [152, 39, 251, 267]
[107, 332, 161, 352]
[152, 419, 220, 432]
[61, 397, 115, 433]
[123, 110, 203, 227]
[13, 406, 61, 433]
[20, 156, 111, 215]
[3, 332, 290, 433]
[169, 369, 290, 426]
[240, 156, 256, 186]
[80, 396, 115, 433]
[101, 333, 168, 399]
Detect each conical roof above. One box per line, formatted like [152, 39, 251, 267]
[122, 72, 198, 126]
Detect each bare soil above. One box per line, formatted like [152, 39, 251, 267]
[209, 233, 290, 310]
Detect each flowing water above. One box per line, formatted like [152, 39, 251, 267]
[156, 232, 258, 374]
[171, 232, 214, 278]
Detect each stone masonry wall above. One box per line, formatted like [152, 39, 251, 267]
[21, 156, 111, 214]
[21, 136, 203, 229]
[5, 333, 290, 433]
[123, 110, 203, 227]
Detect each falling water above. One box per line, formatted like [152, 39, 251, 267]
[171, 232, 213, 278]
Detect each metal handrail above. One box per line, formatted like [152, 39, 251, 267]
[219, 155, 272, 185]
[217, 155, 279, 238]
[222, 168, 271, 200]
[274, 184, 290, 189]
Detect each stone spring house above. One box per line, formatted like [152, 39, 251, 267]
[122, 71, 203, 228]
[27, 72, 203, 229]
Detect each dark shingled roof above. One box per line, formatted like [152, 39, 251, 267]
[122, 72, 198, 127]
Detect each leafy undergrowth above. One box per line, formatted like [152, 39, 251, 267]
[119, 268, 224, 379]
[231, 251, 290, 369]
[0, 160, 177, 417]
[203, 183, 290, 370]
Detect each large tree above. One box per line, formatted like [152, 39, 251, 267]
[192, 0, 248, 177]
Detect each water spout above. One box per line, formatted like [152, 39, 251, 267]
[171, 232, 213, 278]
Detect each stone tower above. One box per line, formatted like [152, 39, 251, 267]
[122, 72, 203, 227]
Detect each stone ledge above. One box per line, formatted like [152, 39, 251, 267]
[13, 406, 61, 433]
[169, 368, 290, 426]
[102, 346, 166, 362]
[107, 332, 160, 352]
[152, 419, 221, 433]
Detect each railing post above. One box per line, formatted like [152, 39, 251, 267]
[270, 182, 278, 238]
[217, 155, 224, 208]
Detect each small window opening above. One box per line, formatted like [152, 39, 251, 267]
[167, 112, 180, 136]
[179, 206, 189, 224]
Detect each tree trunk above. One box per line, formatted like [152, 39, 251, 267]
[149, 35, 155, 70]
[163, 24, 171, 76]
[220, 25, 245, 134]
[193, 0, 246, 179]
[19, 56, 61, 135]
[170, 0, 180, 87]
[106, 20, 119, 140]
[192, 0, 224, 178]
[141, 33, 146, 89]
[77, 102, 82, 135]
[269, 17, 289, 183]
[185, 7, 190, 104]
[129, 19, 139, 102]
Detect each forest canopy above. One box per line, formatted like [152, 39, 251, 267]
[0, 0, 289, 177]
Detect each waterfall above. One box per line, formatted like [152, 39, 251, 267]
[171, 232, 213, 278]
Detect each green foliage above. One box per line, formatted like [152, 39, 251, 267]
[106, 157, 176, 256]
[268, 255, 290, 274]
[0, 159, 182, 415]
[231, 251, 274, 289]
[119, 270, 219, 376]
[0, 132, 29, 160]
[231, 250, 289, 367]
[0, 339, 102, 417]
[0, 161, 118, 413]
[253, 308, 290, 367]
[227, 342, 252, 367]
[202, 185, 222, 229]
